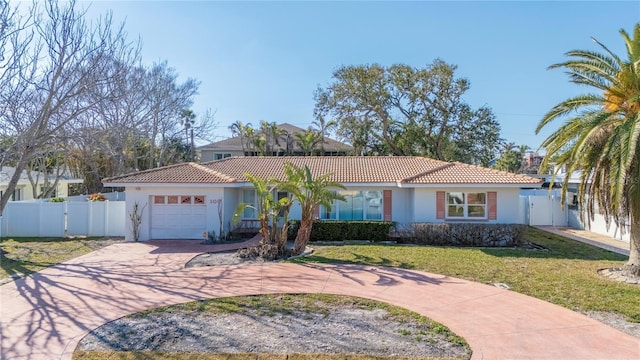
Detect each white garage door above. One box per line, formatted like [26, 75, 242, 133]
[151, 195, 207, 239]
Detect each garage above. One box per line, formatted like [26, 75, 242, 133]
[150, 195, 207, 239]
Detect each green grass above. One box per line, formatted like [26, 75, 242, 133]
[0, 237, 119, 280]
[72, 352, 460, 360]
[293, 227, 640, 322]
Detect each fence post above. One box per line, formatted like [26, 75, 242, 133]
[104, 201, 110, 236]
[88, 201, 93, 236]
[38, 201, 43, 237]
[64, 201, 68, 237]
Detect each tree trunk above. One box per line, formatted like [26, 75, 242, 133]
[259, 216, 270, 245]
[293, 218, 312, 255]
[0, 156, 31, 215]
[623, 207, 640, 277]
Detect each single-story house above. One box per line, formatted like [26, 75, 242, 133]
[103, 156, 543, 242]
[0, 166, 83, 201]
[197, 123, 353, 161]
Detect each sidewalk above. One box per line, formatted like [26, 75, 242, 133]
[535, 226, 630, 256]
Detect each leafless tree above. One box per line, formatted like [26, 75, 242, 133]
[0, 0, 137, 213]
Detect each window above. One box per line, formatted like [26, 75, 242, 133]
[2, 189, 22, 201]
[320, 190, 383, 221]
[446, 192, 486, 219]
[154, 196, 165, 204]
[181, 196, 192, 204]
[38, 186, 57, 198]
[214, 153, 232, 160]
[167, 196, 178, 204]
[276, 191, 288, 217]
[194, 196, 205, 204]
[242, 189, 257, 219]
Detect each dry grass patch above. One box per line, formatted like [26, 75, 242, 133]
[0, 237, 123, 280]
[72, 352, 458, 360]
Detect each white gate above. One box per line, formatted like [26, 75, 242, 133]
[0, 201, 125, 237]
[521, 192, 568, 227]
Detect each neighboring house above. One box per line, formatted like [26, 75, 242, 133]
[197, 123, 353, 161]
[103, 156, 542, 242]
[522, 151, 545, 174]
[0, 166, 84, 201]
[544, 166, 630, 241]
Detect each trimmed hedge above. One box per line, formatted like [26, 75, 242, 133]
[395, 223, 527, 247]
[288, 220, 395, 242]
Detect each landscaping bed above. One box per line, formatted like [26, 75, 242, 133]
[76, 294, 470, 359]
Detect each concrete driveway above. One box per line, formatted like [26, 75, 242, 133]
[1, 239, 639, 360]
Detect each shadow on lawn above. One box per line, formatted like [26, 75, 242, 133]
[0, 255, 43, 278]
[293, 253, 415, 269]
[480, 228, 628, 261]
[298, 237, 628, 262]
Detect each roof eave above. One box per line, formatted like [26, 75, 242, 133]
[103, 182, 236, 188]
[399, 183, 543, 188]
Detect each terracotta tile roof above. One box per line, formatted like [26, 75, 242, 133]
[102, 163, 237, 184]
[404, 162, 543, 184]
[103, 157, 542, 186]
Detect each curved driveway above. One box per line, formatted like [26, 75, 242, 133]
[1, 240, 639, 360]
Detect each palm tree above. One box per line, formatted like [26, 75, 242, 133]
[312, 115, 337, 155]
[503, 141, 516, 153]
[280, 163, 346, 254]
[268, 121, 284, 155]
[536, 24, 640, 277]
[294, 128, 322, 156]
[244, 125, 257, 155]
[229, 121, 249, 155]
[179, 109, 196, 161]
[256, 120, 283, 155]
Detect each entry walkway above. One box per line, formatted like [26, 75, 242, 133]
[1, 239, 639, 360]
[536, 226, 630, 256]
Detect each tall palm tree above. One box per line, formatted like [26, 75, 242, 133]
[256, 120, 282, 155]
[228, 121, 249, 155]
[244, 125, 257, 155]
[536, 24, 640, 277]
[280, 163, 346, 254]
[267, 121, 284, 155]
[503, 141, 516, 153]
[179, 109, 196, 162]
[294, 128, 322, 156]
[312, 115, 337, 155]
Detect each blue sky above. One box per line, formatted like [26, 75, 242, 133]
[87, 1, 640, 151]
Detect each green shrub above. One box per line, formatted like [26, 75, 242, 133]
[48, 197, 65, 202]
[395, 223, 527, 247]
[289, 220, 395, 242]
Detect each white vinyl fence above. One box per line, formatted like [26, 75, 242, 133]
[0, 201, 125, 237]
[519, 189, 569, 227]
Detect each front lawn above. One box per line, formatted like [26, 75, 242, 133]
[295, 227, 640, 322]
[0, 237, 122, 281]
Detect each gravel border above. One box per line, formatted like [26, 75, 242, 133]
[78, 304, 470, 358]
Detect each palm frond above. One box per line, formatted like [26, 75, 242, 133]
[536, 94, 604, 132]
